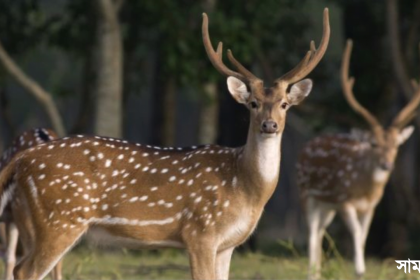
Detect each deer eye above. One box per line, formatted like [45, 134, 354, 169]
[281, 102, 289, 110]
[250, 101, 259, 109]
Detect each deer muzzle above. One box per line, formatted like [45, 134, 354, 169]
[261, 120, 278, 134]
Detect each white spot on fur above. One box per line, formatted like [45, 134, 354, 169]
[373, 168, 389, 183]
[129, 197, 138, 203]
[232, 176, 237, 187]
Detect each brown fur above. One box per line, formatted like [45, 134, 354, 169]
[3, 132, 280, 279]
[0, 128, 63, 280]
[298, 128, 413, 279]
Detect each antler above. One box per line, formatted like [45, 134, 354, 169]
[202, 13, 261, 85]
[391, 43, 420, 128]
[276, 8, 330, 85]
[341, 39, 383, 133]
[391, 80, 420, 128]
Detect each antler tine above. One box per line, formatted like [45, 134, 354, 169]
[341, 39, 382, 130]
[274, 50, 312, 84]
[202, 13, 259, 84]
[216, 42, 223, 56]
[227, 50, 260, 82]
[276, 8, 331, 85]
[391, 79, 420, 128]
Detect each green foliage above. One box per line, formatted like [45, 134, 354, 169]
[46, 1, 96, 54]
[217, 0, 309, 77]
[0, 0, 48, 54]
[0, 0, 95, 55]
[120, 0, 310, 91]
[0, 0, 313, 98]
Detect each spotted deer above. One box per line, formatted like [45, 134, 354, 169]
[297, 39, 420, 280]
[2, 9, 329, 280]
[0, 128, 63, 280]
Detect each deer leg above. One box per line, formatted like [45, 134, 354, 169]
[340, 205, 365, 278]
[4, 222, 18, 280]
[358, 209, 374, 250]
[0, 222, 7, 252]
[13, 227, 86, 280]
[187, 240, 216, 280]
[215, 247, 234, 280]
[307, 200, 321, 280]
[50, 259, 63, 280]
[317, 208, 336, 261]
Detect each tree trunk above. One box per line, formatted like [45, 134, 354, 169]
[70, 47, 95, 134]
[93, 0, 123, 138]
[150, 45, 176, 147]
[198, 83, 219, 144]
[162, 78, 176, 146]
[198, 0, 219, 145]
[150, 75, 177, 146]
[0, 42, 66, 136]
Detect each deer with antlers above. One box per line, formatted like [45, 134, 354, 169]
[1, 9, 329, 279]
[0, 128, 64, 280]
[297, 39, 420, 280]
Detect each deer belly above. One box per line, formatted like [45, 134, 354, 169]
[86, 226, 185, 249]
[350, 197, 379, 212]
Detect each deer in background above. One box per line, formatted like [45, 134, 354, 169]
[297, 39, 420, 280]
[0, 9, 329, 280]
[0, 128, 63, 280]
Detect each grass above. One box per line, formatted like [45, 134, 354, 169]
[1, 241, 417, 280]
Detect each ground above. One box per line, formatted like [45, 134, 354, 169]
[1, 240, 414, 280]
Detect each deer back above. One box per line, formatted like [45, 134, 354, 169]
[297, 132, 388, 204]
[0, 128, 57, 171]
[10, 136, 263, 250]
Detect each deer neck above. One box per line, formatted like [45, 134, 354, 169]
[354, 146, 393, 194]
[239, 127, 282, 199]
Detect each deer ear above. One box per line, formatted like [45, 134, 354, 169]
[287, 79, 313, 106]
[227, 77, 250, 104]
[398, 125, 414, 145]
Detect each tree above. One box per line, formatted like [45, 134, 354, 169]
[0, 41, 66, 136]
[0, 0, 66, 136]
[198, 0, 219, 145]
[92, 0, 124, 138]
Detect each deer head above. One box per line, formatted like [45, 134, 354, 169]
[202, 8, 330, 136]
[341, 39, 420, 171]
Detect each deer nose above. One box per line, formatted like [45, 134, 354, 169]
[380, 161, 394, 171]
[261, 121, 278, 134]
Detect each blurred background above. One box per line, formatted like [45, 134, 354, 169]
[0, 0, 420, 276]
